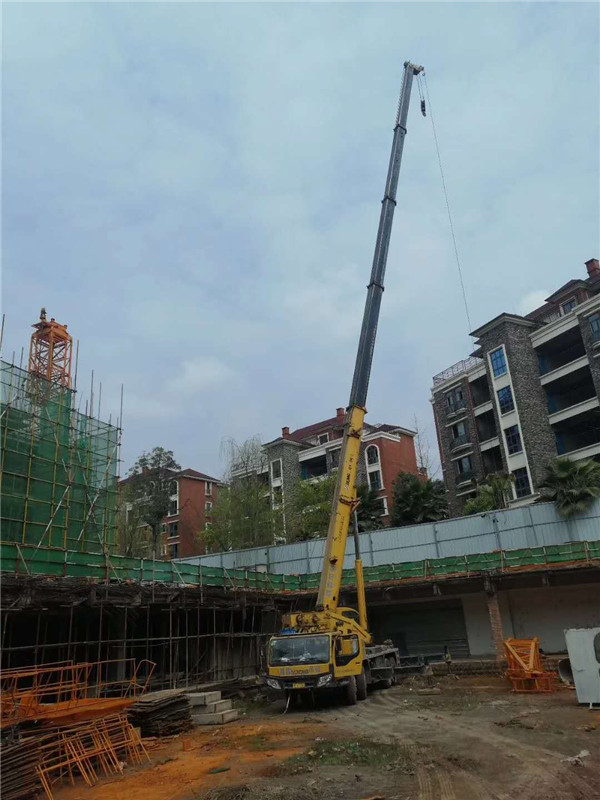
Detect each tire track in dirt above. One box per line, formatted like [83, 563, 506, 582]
[332, 692, 599, 800]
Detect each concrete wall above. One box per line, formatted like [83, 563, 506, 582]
[176, 500, 600, 574]
[461, 583, 600, 656]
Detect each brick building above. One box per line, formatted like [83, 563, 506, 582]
[431, 258, 600, 517]
[239, 408, 419, 534]
[121, 468, 221, 558]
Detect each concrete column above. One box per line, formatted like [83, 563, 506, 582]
[486, 590, 505, 662]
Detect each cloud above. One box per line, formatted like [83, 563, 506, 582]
[2, 3, 598, 478]
[171, 357, 235, 394]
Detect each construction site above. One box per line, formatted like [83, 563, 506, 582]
[2, 20, 600, 800]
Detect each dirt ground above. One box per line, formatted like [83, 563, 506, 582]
[56, 676, 600, 800]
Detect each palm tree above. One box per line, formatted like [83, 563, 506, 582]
[389, 473, 447, 527]
[538, 458, 600, 518]
[463, 473, 514, 516]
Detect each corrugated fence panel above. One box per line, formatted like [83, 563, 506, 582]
[175, 500, 600, 575]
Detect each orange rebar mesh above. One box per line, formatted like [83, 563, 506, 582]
[503, 637, 556, 693]
[32, 712, 150, 799]
[1, 658, 155, 729]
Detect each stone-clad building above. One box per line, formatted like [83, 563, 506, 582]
[235, 408, 419, 537]
[431, 258, 600, 517]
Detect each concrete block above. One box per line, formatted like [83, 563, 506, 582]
[193, 709, 238, 726]
[188, 691, 221, 707]
[203, 699, 232, 714]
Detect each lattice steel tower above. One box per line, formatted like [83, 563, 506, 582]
[28, 308, 73, 388]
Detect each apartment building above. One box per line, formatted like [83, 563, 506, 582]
[431, 258, 600, 517]
[120, 468, 221, 558]
[244, 407, 419, 531]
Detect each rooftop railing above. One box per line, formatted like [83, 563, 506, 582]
[433, 357, 484, 387]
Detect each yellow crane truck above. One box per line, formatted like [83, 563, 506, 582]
[264, 61, 424, 706]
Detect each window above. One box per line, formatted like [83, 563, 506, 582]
[272, 485, 283, 508]
[512, 467, 531, 498]
[368, 470, 382, 491]
[452, 421, 467, 438]
[490, 347, 507, 378]
[205, 501, 213, 513]
[205, 481, 212, 496]
[366, 445, 380, 465]
[168, 522, 178, 538]
[373, 497, 388, 516]
[330, 448, 341, 469]
[161, 522, 167, 533]
[271, 459, 282, 480]
[169, 480, 178, 495]
[561, 297, 577, 315]
[497, 386, 515, 414]
[457, 455, 472, 475]
[169, 542, 179, 558]
[318, 433, 329, 445]
[168, 498, 178, 516]
[205, 521, 212, 530]
[446, 386, 465, 412]
[590, 312, 600, 342]
[504, 425, 523, 455]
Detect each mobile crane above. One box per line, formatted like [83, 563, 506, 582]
[264, 61, 424, 705]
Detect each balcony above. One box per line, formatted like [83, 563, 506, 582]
[455, 471, 475, 486]
[482, 445, 504, 476]
[545, 366, 597, 415]
[553, 408, 600, 456]
[451, 432, 470, 451]
[470, 374, 491, 407]
[300, 454, 328, 480]
[536, 327, 586, 376]
[476, 408, 497, 443]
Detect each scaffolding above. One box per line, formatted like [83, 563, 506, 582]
[0, 360, 120, 555]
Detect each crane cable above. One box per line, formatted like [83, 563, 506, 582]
[419, 72, 473, 336]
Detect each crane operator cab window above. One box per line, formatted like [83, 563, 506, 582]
[335, 635, 360, 667]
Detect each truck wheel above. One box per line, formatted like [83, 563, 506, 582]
[356, 669, 368, 701]
[345, 676, 357, 705]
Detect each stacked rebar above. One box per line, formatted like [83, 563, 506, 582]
[128, 688, 193, 736]
[0, 736, 42, 800]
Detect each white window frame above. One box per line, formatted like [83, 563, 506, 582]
[318, 433, 329, 445]
[368, 469, 383, 492]
[167, 480, 179, 516]
[205, 480, 213, 496]
[366, 444, 380, 466]
[270, 458, 282, 482]
[205, 500, 213, 513]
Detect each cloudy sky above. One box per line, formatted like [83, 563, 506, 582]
[3, 2, 599, 479]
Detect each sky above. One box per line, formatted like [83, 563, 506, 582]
[3, 2, 599, 480]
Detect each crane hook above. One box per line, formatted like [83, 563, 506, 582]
[421, 99, 427, 117]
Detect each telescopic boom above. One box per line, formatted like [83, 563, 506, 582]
[316, 61, 423, 614]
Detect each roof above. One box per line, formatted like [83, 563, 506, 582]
[264, 415, 414, 447]
[119, 467, 221, 486]
[544, 279, 588, 304]
[470, 312, 535, 339]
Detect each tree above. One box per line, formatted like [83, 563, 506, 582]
[538, 458, 600, 518]
[286, 475, 336, 542]
[206, 436, 281, 551]
[412, 415, 440, 479]
[356, 483, 384, 532]
[389, 472, 447, 527]
[463, 473, 515, 516]
[116, 484, 151, 558]
[127, 447, 181, 557]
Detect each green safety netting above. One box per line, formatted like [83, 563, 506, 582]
[1, 362, 118, 553]
[1, 540, 598, 592]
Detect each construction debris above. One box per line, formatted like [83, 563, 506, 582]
[128, 688, 193, 736]
[504, 638, 556, 693]
[0, 658, 155, 729]
[0, 735, 42, 800]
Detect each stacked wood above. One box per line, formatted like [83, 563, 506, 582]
[0, 736, 42, 800]
[128, 689, 192, 736]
